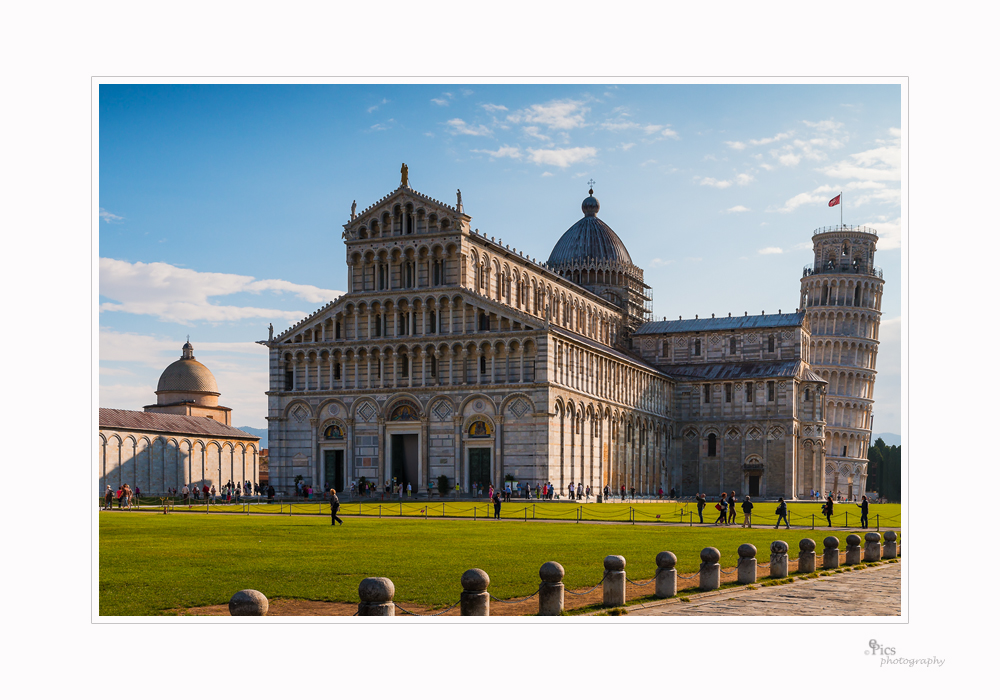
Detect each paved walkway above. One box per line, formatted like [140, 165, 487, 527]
[625, 562, 901, 616]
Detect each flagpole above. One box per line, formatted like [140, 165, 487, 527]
[840, 191, 843, 228]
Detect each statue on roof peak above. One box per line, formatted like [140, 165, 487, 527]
[401, 163, 409, 188]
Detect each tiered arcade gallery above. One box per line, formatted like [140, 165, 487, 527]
[264, 171, 884, 501]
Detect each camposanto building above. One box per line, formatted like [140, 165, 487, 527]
[263, 169, 883, 500]
[98, 341, 260, 495]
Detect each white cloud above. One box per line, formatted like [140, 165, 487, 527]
[482, 103, 507, 112]
[725, 141, 747, 150]
[99, 258, 343, 324]
[100, 207, 123, 223]
[446, 118, 492, 136]
[522, 125, 551, 142]
[369, 120, 394, 131]
[431, 92, 453, 106]
[620, 142, 635, 151]
[526, 146, 596, 168]
[736, 173, 754, 186]
[640, 159, 657, 167]
[770, 186, 833, 213]
[758, 246, 783, 255]
[367, 98, 388, 113]
[863, 216, 901, 250]
[820, 142, 901, 181]
[750, 131, 793, 146]
[508, 99, 588, 130]
[541, 172, 554, 177]
[727, 205, 750, 213]
[648, 258, 673, 268]
[473, 145, 522, 160]
[697, 176, 732, 188]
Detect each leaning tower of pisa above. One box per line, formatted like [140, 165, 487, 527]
[799, 225, 884, 500]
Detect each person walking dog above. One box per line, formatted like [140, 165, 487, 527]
[329, 489, 343, 526]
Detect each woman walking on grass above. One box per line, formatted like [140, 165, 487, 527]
[714, 493, 728, 525]
[823, 495, 834, 527]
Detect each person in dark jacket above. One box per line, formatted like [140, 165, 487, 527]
[329, 489, 343, 525]
[727, 491, 737, 524]
[823, 496, 834, 527]
[492, 490, 502, 520]
[774, 497, 789, 529]
[857, 495, 869, 528]
[267, 484, 275, 504]
[714, 493, 728, 525]
[696, 493, 707, 523]
[741, 496, 754, 528]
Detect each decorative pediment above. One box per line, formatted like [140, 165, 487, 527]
[343, 186, 471, 241]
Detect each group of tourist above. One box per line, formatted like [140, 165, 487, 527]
[686, 491, 872, 529]
[104, 484, 133, 510]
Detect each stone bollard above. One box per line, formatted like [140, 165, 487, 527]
[736, 544, 757, 584]
[538, 561, 565, 616]
[603, 555, 626, 607]
[883, 531, 898, 558]
[798, 539, 816, 574]
[864, 532, 882, 562]
[699, 547, 721, 591]
[460, 569, 490, 616]
[229, 589, 268, 616]
[357, 577, 395, 616]
[845, 534, 862, 565]
[770, 541, 789, 578]
[823, 536, 840, 569]
[655, 551, 677, 598]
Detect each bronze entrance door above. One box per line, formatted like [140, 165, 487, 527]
[468, 448, 491, 490]
[324, 450, 344, 492]
[748, 474, 760, 497]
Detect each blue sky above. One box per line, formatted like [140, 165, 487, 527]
[99, 83, 901, 431]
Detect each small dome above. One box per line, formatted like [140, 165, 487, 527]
[546, 190, 632, 267]
[156, 343, 220, 395]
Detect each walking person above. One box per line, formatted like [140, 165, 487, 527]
[406, 483, 412, 499]
[620, 484, 626, 502]
[774, 497, 790, 529]
[727, 491, 737, 524]
[823, 495, 834, 527]
[741, 495, 754, 528]
[577, 482, 583, 503]
[104, 485, 113, 510]
[858, 495, 869, 528]
[492, 489, 502, 520]
[568, 482, 575, 501]
[267, 484, 274, 504]
[329, 489, 344, 525]
[714, 493, 728, 524]
[696, 493, 706, 523]
[210, 484, 217, 504]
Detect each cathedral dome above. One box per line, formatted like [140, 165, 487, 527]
[546, 190, 633, 267]
[156, 342, 220, 395]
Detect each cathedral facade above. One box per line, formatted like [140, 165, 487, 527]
[264, 170, 883, 500]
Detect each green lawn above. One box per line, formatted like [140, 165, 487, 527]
[99, 510, 901, 616]
[120, 497, 901, 530]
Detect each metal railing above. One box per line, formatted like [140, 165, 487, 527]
[812, 225, 878, 235]
[803, 264, 883, 279]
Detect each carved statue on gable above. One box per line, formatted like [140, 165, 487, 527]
[457, 189, 463, 212]
[268, 323, 273, 341]
[351, 200, 357, 219]
[401, 163, 409, 188]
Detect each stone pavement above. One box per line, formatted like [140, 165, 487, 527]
[625, 562, 901, 616]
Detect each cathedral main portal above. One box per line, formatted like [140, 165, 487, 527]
[468, 448, 490, 491]
[390, 434, 419, 490]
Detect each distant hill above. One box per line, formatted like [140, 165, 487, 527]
[871, 432, 900, 447]
[237, 427, 267, 449]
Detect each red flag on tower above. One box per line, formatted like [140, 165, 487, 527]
[828, 194, 841, 207]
